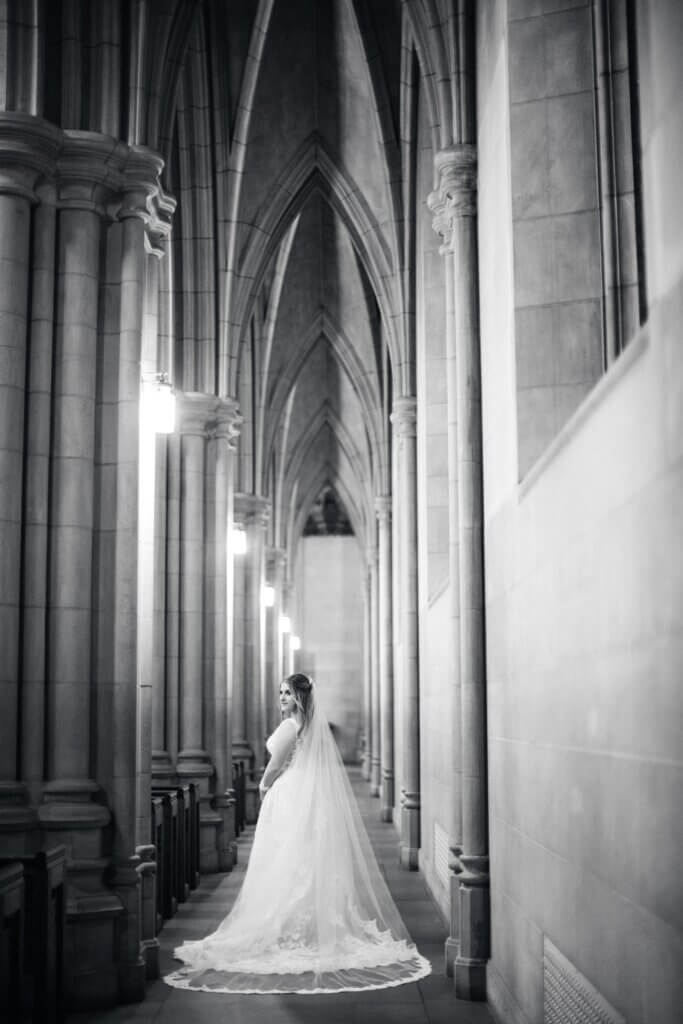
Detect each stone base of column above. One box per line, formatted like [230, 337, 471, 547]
[445, 862, 462, 977]
[245, 780, 260, 824]
[370, 757, 381, 797]
[199, 806, 222, 873]
[135, 845, 159, 979]
[151, 750, 176, 784]
[64, 878, 124, 1008]
[213, 790, 237, 871]
[380, 771, 394, 822]
[177, 750, 220, 874]
[399, 794, 420, 870]
[109, 856, 146, 1004]
[0, 781, 38, 853]
[36, 781, 147, 1008]
[454, 857, 490, 1002]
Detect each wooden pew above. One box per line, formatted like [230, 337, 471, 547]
[0, 847, 66, 1023]
[0, 863, 23, 1022]
[151, 790, 178, 921]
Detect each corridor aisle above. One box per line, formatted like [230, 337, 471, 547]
[71, 769, 495, 1024]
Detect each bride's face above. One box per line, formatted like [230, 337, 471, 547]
[279, 683, 297, 717]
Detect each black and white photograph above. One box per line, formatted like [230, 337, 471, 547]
[0, 1, 680, 1022]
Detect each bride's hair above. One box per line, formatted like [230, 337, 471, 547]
[286, 673, 315, 725]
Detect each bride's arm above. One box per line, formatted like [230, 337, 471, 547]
[259, 719, 297, 796]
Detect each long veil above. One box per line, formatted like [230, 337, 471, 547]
[164, 689, 431, 994]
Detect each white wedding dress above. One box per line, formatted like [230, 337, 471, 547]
[164, 692, 431, 994]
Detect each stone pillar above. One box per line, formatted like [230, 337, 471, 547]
[281, 578, 294, 680]
[376, 496, 395, 821]
[361, 559, 372, 781]
[40, 141, 123, 1008]
[20, 181, 57, 819]
[368, 546, 381, 797]
[234, 493, 270, 822]
[175, 393, 218, 871]
[266, 547, 287, 734]
[231, 520, 250, 765]
[429, 144, 489, 999]
[162, 432, 182, 771]
[0, 119, 58, 843]
[206, 400, 242, 871]
[391, 397, 420, 870]
[105, 160, 172, 1004]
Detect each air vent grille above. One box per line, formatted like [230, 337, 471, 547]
[543, 938, 625, 1024]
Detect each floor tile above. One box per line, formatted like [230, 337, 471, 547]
[80, 767, 496, 1024]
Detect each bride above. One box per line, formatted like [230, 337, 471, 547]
[164, 673, 431, 995]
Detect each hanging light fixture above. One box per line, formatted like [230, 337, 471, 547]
[141, 372, 176, 434]
[291, 635, 301, 651]
[233, 525, 247, 555]
[262, 585, 275, 607]
[280, 615, 291, 634]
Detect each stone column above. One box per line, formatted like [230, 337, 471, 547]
[20, 182, 57, 817]
[38, 136, 123, 1008]
[105, 165, 170, 1003]
[391, 397, 420, 870]
[231, 518, 249, 765]
[0, 118, 58, 844]
[376, 496, 395, 821]
[207, 400, 242, 871]
[162, 432, 182, 770]
[234, 493, 270, 821]
[281, 578, 294, 680]
[361, 559, 372, 781]
[176, 393, 218, 871]
[429, 145, 489, 999]
[368, 546, 381, 797]
[266, 547, 287, 733]
[0, 175, 34, 702]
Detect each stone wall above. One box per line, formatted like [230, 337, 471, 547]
[478, 2, 683, 1022]
[295, 535, 364, 762]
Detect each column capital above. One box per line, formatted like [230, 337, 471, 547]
[265, 546, 287, 576]
[375, 495, 392, 524]
[209, 397, 242, 448]
[57, 131, 130, 214]
[177, 391, 239, 437]
[0, 112, 62, 200]
[391, 396, 417, 438]
[427, 143, 477, 252]
[234, 492, 271, 528]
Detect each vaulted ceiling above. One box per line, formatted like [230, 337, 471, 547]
[133, 0, 462, 563]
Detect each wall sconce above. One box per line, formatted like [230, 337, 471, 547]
[233, 526, 247, 555]
[141, 372, 175, 434]
[263, 585, 275, 607]
[280, 615, 291, 634]
[291, 635, 301, 651]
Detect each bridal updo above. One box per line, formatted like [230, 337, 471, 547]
[286, 673, 315, 725]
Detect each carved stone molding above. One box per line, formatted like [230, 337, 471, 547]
[390, 396, 417, 438]
[0, 113, 175, 230]
[0, 112, 62, 200]
[177, 392, 241, 442]
[234, 492, 271, 528]
[265, 546, 287, 576]
[428, 143, 477, 253]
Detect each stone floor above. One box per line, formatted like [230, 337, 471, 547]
[72, 769, 495, 1023]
